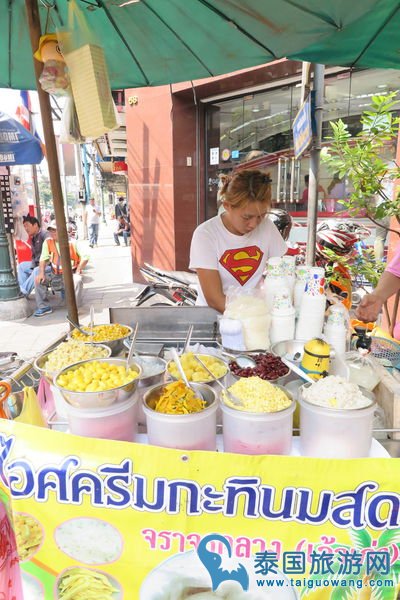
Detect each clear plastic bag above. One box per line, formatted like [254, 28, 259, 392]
[39, 59, 70, 96]
[60, 94, 85, 144]
[224, 288, 271, 350]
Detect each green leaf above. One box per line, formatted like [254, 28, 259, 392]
[372, 581, 398, 600]
[331, 586, 356, 600]
[378, 529, 400, 547]
[349, 529, 372, 550]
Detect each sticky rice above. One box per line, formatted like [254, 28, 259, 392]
[54, 518, 122, 564]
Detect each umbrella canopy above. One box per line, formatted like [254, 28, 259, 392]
[0, 111, 43, 165]
[1, 0, 400, 91]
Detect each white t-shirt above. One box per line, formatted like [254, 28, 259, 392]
[87, 204, 101, 225]
[189, 215, 287, 306]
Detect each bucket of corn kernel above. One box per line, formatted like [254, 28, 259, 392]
[62, 394, 138, 441]
[54, 358, 141, 408]
[220, 377, 295, 455]
[143, 381, 217, 450]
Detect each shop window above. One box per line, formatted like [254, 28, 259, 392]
[205, 67, 400, 221]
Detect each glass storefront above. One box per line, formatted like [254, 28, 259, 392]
[205, 68, 400, 220]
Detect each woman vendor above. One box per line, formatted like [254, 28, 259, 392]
[189, 169, 287, 313]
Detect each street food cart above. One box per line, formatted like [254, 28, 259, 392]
[0, 307, 399, 599]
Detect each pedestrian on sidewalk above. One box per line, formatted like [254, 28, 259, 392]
[17, 215, 49, 297]
[114, 216, 131, 246]
[87, 197, 101, 247]
[115, 196, 128, 219]
[32, 220, 89, 317]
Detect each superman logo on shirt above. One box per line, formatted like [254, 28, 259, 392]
[219, 245, 264, 285]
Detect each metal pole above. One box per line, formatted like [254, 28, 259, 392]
[82, 145, 91, 199]
[25, 0, 79, 324]
[74, 144, 87, 240]
[101, 182, 106, 224]
[27, 106, 42, 223]
[0, 188, 20, 299]
[306, 63, 325, 266]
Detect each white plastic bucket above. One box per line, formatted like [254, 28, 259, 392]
[298, 392, 375, 458]
[221, 396, 295, 455]
[62, 394, 138, 442]
[143, 383, 217, 451]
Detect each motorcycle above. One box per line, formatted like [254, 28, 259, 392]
[133, 263, 198, 307]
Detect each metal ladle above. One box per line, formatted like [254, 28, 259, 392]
[126, 322, 139, 373]
[194, 355, 244, 408]
[236, 354, 257, 369]
[280, 356, 315, 384]
[221, 350, 257, 369]
[66, 316, 93, 337]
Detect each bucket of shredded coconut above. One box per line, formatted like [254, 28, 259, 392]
[299, 376, 376, 458]
[221, 377, 295, 455]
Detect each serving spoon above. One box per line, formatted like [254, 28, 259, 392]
[170, 347, 204, 401]
[280, 356, 315, 384]
[126, 322, 139, 374]
[194, 355, 244, 408]
[66, 316, 93, 337]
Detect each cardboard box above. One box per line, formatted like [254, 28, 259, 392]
[64, 44, 117, 139]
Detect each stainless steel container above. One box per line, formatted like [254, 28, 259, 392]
[54, 357, 142, 408]
[166, 353, 228, 392]
[271, 339, 308, 362]
[34, 344, 111, 384]
[134, 355, 167, 389]
[69, 324, 133, 356]
[227, 351, 291, 386]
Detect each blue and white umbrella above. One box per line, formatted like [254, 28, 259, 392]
[0, 111, 43, 166]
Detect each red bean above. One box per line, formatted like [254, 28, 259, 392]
[229, 353, 289, 381]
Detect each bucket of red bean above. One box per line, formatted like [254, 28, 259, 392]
[229, 352, 290, 384]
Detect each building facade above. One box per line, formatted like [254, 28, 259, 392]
[125, 60, 400, 278]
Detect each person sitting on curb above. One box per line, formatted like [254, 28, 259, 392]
[32, 220, 89, 317]
[356, 245, 400, 323]
[113, 216, 131, 246]
[17, 215, 49, 297]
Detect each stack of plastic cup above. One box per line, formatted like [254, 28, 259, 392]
[296, 267, 326, 340]
[324, 304, 348, 357]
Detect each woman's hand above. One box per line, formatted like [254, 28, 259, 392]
[356, 292, 384, 323]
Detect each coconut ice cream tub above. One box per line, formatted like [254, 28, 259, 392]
[299, 376, 376, 458]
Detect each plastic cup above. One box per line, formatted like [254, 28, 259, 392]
[298, 388, 375, 458]
[143, 383, 217, 450]
[61, 394, 138, 442]
[221, 390, 295, 455]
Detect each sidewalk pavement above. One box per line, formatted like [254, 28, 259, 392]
[0, 222, 144, 359]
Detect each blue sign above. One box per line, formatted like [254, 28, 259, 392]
[292, 96, 312, 159]
[0, 112, 43, 166]
[231, 150, 240, 159]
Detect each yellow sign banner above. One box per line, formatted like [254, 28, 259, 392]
[0, 420, 399, 599]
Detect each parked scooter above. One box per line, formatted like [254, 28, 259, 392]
[133, 263, 198, 307]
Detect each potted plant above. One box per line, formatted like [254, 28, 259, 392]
[322, 92, 400, 332]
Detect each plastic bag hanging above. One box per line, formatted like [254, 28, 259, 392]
[35, 33, 70, 96]
[59, 92, 85, 144]
[57, 0, 118, 139]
